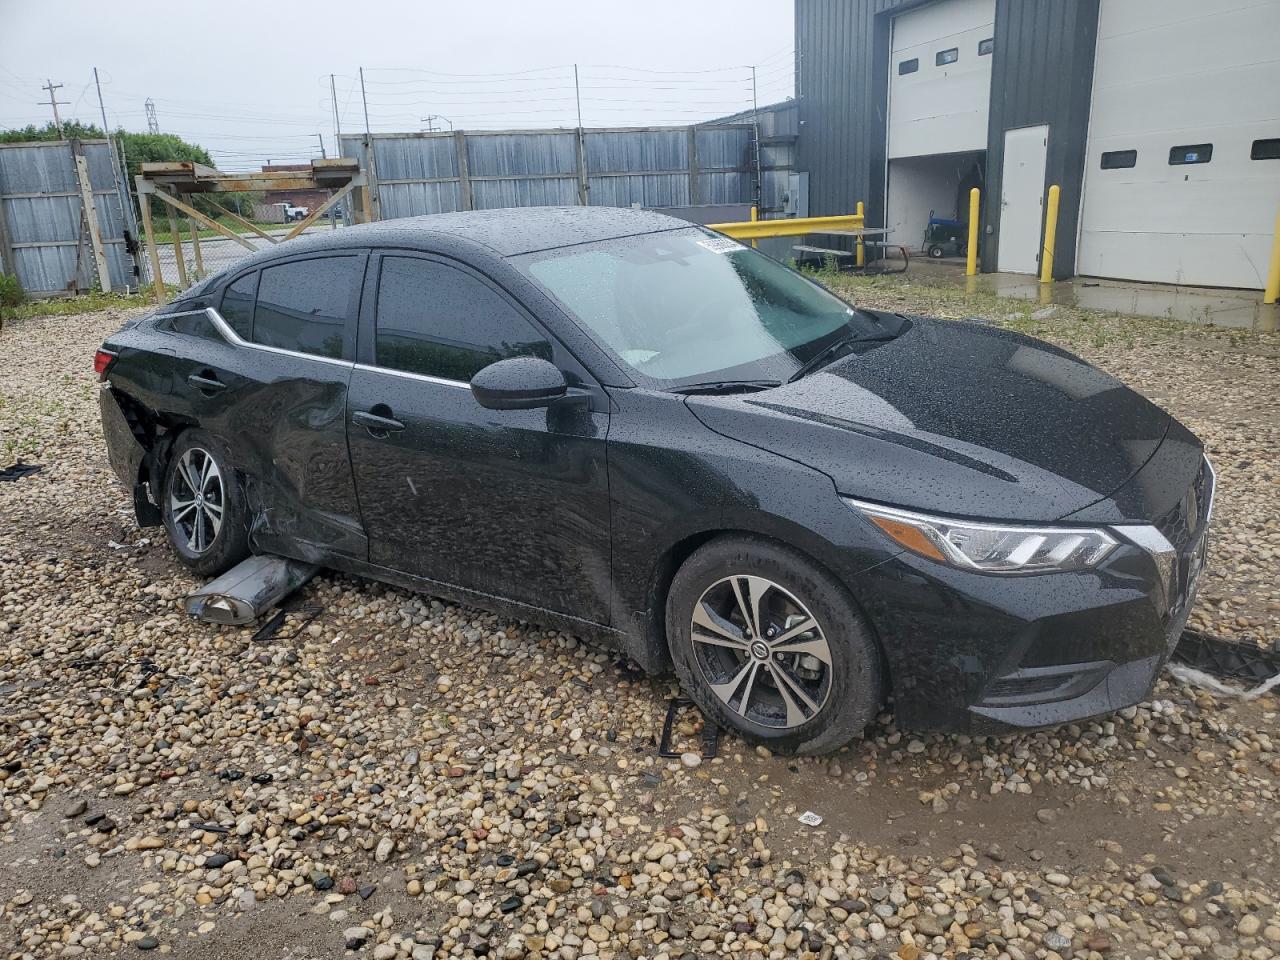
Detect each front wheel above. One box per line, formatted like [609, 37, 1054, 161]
[161, 429, 250, 577]
[666, 536, 884, 755]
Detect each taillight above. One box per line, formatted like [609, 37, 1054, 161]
[94, 348, 117, 381]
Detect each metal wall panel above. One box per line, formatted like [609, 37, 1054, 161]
[0, 138, 131, 295]
[795, 0, 1100, 276]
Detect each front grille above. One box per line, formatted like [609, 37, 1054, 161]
[1154, 459, 1210, 553]
[1157, 458, 1214, 625]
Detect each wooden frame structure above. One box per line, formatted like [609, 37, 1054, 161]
[135, 158, 369, 301]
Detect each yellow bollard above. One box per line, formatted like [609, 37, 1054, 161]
[1264, 206, 1280, 305]
[750, 205, 758, 249]
[856, 201, 865, 267]
[1040, 184, 1061, 284]
[965, 187, 980, 276]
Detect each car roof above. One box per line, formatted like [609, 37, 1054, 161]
[247, 206, 691, 263]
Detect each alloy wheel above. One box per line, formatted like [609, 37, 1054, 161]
[689, 575, 833, 730]
[169, 447, 224, 554]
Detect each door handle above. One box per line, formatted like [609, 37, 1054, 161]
[187, 370, 226, 394]
[352, 408, 406, 436]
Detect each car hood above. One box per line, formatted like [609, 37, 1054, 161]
[686, 316, 1174, 522]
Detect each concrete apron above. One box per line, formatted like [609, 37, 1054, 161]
[905, 258, 1278, 332]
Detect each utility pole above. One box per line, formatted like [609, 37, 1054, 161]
[330, 74, 342, 150]
[573, 64, 587, 206]
[573, 64, 584, 129]
[144, 98, 159, 134]
[315, 133, 326, 158]
[750, 65, 763, 212]
[358, 67, 371, 137]
[92, 68, 110, 135]
[40, 80, 68, 138]
[94, 65, 142, 281]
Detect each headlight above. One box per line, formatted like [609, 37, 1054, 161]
[845, 498, 1118, 574]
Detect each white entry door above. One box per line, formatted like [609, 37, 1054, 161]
[997, 125, 1049, 274]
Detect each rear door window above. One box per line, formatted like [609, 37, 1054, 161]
[252, 256, 359, 360]
[374, 256, 552, 382]
[220, 271, 258, 339]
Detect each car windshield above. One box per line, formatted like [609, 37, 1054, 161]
[517, 228, 881, 388]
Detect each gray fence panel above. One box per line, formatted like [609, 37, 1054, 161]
[12, 245, 78, 295]
[339, 122, 780, 223]
[472, 177, 579, 209]
[5, 195, 81, 243]
[587, 174, 688, 208]
[0, 139, 131, 295]
[695, 127, 752, 170]
[698, 172, 750, 204]
[378, 181, 462, 218]
[373, 136, 457, 180]
[584, 130, 686, 173]
[0, 143, 79, 193]
[467, 133, 577, 177]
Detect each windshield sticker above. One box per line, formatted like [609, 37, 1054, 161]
[697, 236, 746, 255]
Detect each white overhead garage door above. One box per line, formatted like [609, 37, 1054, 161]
[887, 0, 996, 160]
[1077, 0, 1280, 289]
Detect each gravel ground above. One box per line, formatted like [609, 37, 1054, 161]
[1, 288, 1278, 960]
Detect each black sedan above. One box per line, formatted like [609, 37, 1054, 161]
[97, 207, 1212, 754]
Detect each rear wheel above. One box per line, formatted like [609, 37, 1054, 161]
[161, 429, 250, 577]
[667, 536, 883, 755]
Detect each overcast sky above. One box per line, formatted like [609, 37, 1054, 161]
[0, 0, 794, 170]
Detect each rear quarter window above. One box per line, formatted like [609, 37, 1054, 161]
[220, 272, 258, 339]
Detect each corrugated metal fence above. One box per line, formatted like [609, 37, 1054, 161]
[0, 138, 136, 296]
[339, 124, 765, 219]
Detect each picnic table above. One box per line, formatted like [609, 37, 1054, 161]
[792, 227, 910, 274]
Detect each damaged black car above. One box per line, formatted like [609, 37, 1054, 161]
[97, 207, 1213, 754]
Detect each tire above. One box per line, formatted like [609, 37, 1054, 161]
[928, 244, 945, 259]
[161, 429, 250, 577]
[666, 535, 883, 755]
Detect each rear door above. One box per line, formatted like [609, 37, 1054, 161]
[346, 251, 612, 623]
[199, 252, 368, 561]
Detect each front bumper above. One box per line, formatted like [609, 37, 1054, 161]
[850, 460, 1212, 734]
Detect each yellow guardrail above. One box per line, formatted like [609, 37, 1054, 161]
[707, 211, 866, 241]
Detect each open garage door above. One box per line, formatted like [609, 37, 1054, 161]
[1077, 0, 1280, 289]
[885, 0, 994, 257]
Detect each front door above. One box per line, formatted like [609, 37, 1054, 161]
[346, 253, 613, 624]
[997, 124, 1049, 274]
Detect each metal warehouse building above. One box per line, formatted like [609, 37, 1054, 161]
[795, 0, 1280, 288]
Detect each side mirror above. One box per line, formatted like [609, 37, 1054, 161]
[470, 356, 568, 410]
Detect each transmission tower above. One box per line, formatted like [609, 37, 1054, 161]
[144, 98, 159, 134]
